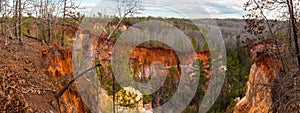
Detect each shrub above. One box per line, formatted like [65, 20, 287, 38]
[115, 87, 143, 108]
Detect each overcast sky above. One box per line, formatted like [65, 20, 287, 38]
[79, 0, 246, 19]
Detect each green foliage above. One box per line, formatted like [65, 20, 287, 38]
[142, 94, 152, 105]
[208, 44, 251, 113]
[278, 32, 286, 39]
[171, 18, 199, 30]
[151, 66, 179, 107]
[168, 66, 178, 76]
[95, 58, 152, 108]
[104, 20, 122, 39]
[81, 18, 95, 29]
[225, 98, 238, 113]
[203, 43, 209, 51]
[63, 37, 73, 48]
[182, 41, 250, 113]
[160, 66, 179, 103]
[191, 38, 198, 50]
[95, 63, 122, 96]
[183, 59, 208, 113]
[199, 26, 210, 51]
[200, 26, 210, 38]
[21, 18, 31, 37]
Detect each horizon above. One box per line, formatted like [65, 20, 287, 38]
[79, 0, 246, 19]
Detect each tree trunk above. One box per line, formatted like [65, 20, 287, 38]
[15, 0, 18, 39]
[287, 0, 300, 71]
[18, 0, 22, 45]
[3, 1, 7, 40]
[0, 0, 2, 12]
[113, 74, 115, 113]
[0, 0, 3, 35]
[62, 0, 67, 46]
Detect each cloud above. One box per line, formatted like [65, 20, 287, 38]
[79, 0, 245, 19]
[198, 0, 244, 16]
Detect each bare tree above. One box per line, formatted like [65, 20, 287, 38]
[14, 0, 19, 39]
[21, 0, 83, 44]
[18, 0, 22, 44]
[107, 0, 144, 40]
[0, 0, 8, 45]
[11, 0, 23, 44]
[61, 0, 67, 46]
[286, 0, 300, 71]
[244, 0, 300, 112]
[59, 0, 83, 46]
[0, 1, 15, 42]
[0, 0, 10, 40]
[244, 0, 300, 71]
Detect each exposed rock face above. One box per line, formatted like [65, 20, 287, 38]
[44, 40, 73, 77]
[43, 40, 90, 113]
[73, 23, 212, 112]
[234, 43, 280, 113]
[95, 33, 211, 78]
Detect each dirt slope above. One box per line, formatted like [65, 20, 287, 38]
[0, 36, 89, 113]
[0, 36, 60, 112]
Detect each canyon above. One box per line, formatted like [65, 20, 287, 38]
[1, 19, 297, 112]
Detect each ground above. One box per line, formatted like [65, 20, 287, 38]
[0, 36, 60, 112]
[0, 36, 90, 113]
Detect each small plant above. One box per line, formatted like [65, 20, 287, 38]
[63, 37, 73, 48]
[115, 87, 143, 108]
[191, 38, 198, 50]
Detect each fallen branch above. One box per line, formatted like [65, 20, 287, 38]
[55, 63, 101, 98]
[53, 72, 73, 86]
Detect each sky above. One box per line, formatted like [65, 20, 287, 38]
[78, 0, 247, 19]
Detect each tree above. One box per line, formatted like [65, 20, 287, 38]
[0, 0, 11, 45]
[286, 0, 300, 71]
[106, 0, 144, 40]
[18, 0, 22, 44]
[244, 0, 300, 71]
[12, 0, 23, 44]
[244, 0, 300, 112]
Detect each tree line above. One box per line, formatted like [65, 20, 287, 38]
[0, 0, 84, 46]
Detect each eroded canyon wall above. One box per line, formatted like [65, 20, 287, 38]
[234, 43, 280, 113]
[43, 40, 90, 113]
